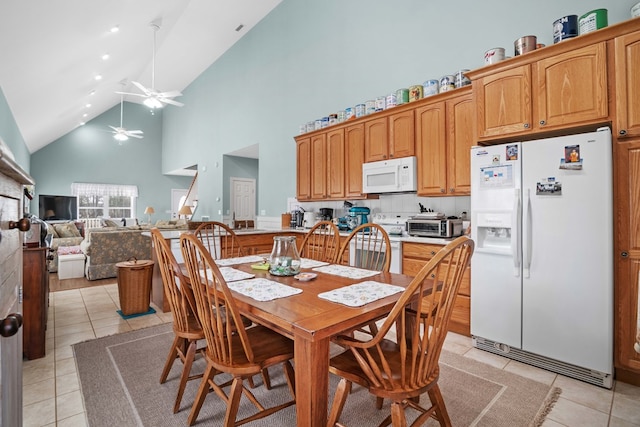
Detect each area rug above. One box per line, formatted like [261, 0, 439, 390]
[73, 324, 560, 426]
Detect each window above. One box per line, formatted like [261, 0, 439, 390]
[71, 183, 138, 219]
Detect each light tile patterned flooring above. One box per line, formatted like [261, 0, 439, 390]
[23, 282, 640, 426]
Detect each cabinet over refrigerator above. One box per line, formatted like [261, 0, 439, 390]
[470, 128, 613, 388]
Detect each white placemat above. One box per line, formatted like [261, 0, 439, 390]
[318, 281, 405, 307]
[214, 255, 266, 266]
[312, 264, 380, 279]
[299, 258, 330, 269]
[218, 267, 255, 282]
[227, 278, 302, 302]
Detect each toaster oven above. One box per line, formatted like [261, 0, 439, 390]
[406, 218, 463, 238]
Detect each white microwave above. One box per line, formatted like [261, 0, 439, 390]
[362, 156, 417, 194]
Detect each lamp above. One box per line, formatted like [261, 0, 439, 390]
[144, 206, 155, 224]
[44, 209, 55, 219]
[178, 205, 192, 220]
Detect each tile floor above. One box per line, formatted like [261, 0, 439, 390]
[23, 282, 640, 426]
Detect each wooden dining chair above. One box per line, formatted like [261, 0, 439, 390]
[150, 228, 206, 414]
[194, 221, 246, 259]
[335, 223, 392, 335]
[180, 233, 296, 427]
[335, 222, 392, 272]
[298, 220, 341, 263]
[193, 220, 270, 388]
[327, 236, 474, 427]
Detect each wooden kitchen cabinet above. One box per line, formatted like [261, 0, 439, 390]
[402, 241, 471, 336]
[472, 42, 608, 141]
[416, 88, 473, 196]
[310, 133, 327, 200]
[236, 233, 303, 256]
[23, 246, 50, 360]
[326, 128, 345, 199]
[613, 138, 640, 385]
[345, 123, 365, 199]
[364, 110, 415, 162]
[534, 42, 608, 129]
[615, 30, 640, 139]
[296, 137, 311, 201]
[474, 64, 533, 139]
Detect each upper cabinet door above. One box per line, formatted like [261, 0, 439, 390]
[389, 110, 415, 159]
[415, 101, 447, 196]
[345, 123, 365, 199]
[326, 128, 345, 199]
[310, 133, 327, 200]
[475, 64, 532, 139]
[615, 32, 640, 139]
[364, 117, 389, 162]
[296, 137, 311, 201]
[535, 42, 608, 129]
[446, 92, 474, 195]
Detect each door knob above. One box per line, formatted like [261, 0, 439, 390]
[0, 313, 23, 338]
[9, 218, 30, 232]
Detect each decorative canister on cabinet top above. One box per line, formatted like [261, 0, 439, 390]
[396, 88, 409, 104]
[423, 79, 439, 96]
[269, 236, 301, 276]
[409, 85, 423, 102]
[633, 1, 640, 18]
[439, 75, 455, 93]
[579, 9, 608, 35]
[553, 15, 578, 43]
[514, 35, 537, 56]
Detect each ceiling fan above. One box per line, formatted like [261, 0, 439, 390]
[109, 87, 144, 143]
[118, 22, 184, 108]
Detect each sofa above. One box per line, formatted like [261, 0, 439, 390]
[45, 222, 85, 273]
[80, 219, 188, 280]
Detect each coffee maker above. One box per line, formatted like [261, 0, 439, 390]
[348, 206, 370, 230]
[319, 208, 333, 221]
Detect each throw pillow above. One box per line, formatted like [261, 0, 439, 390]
[103, 219, 119, 228]
[46, 222, 59, 238]
[54, 223, 81, 238]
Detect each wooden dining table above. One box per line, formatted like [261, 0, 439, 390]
[224, 262, 420, 427]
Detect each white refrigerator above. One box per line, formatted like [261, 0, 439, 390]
[470, 128, 613, 388]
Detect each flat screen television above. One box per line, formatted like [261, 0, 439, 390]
[38, 195, 78, 221]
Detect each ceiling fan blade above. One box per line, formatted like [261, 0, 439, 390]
[161, 97, 185, 107]
[131, 81, 152, 95]
[108, 125, 119, 132]
[126, 130, 144, 134]
[115, 91, 147, 98]
[128, 134, 144, 139]
[157, 90, 182, 98]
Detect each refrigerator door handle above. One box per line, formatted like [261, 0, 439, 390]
[523, 188, 532, 278]
[513, 188, 521, 277]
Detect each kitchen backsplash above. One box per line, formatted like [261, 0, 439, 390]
[293, 194, 470, 219]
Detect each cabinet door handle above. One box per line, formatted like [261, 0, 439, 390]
[539, 120, 546, 126]
[0, 313, 23, 338]
[440, 188, 445, 193]
[619, 129, 627, 136]
[524, 123, 530, 129]
[621, 251, 629, 258]
[449, 188, 455, 193]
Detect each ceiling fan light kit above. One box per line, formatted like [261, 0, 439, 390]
[116, 21, 184, 109]
[109, 83, 144, 144]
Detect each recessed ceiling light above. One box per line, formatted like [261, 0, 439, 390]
[86, 103, 92, 108]
[101, 53, 110, 61]
[82, 113, 88, 117]
[89, 90, 96, 96]
[94, 75, 102, 81]
[235, 24, 244, 32]
[110, 26, 119, 33]
[79, 121, 86, 126]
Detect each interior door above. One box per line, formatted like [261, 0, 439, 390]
[0, 186, 24, 426]
[230, 178, 256, 221]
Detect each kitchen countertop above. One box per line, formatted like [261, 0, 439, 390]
[146, 227, 455, 246]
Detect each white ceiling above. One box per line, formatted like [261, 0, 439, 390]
[0, 0, 282, 153]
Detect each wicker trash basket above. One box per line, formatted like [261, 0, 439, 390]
[116, 259, 154, 316]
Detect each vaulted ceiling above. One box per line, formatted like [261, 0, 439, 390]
[0, 0, 282, 153]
